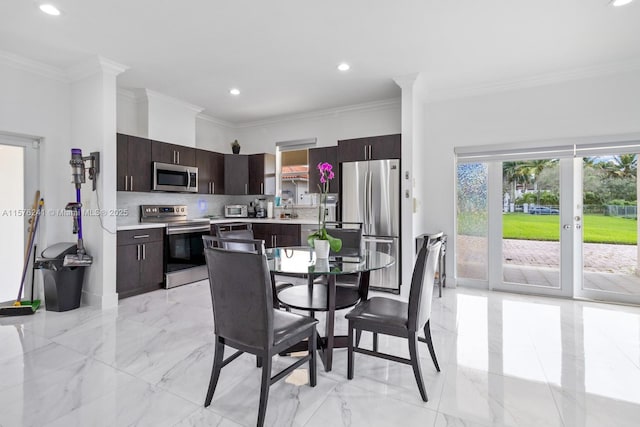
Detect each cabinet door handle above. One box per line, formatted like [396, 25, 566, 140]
[133, 234, 150, 239]
[136, 244, 141, 261]
[142, 244, 146, 260]
[177, 151, 180, 164]
[212, 181, 215, 194]
[245, 183, 248, 195]
[273, 235, 277, 247]
[124, 176, 128, 191]
[368, 145, 372, 159]
[364, 146, 367, 160]
[260, 183, 263, 194]
[130, 175, 133, 191]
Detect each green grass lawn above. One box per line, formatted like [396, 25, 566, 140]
[502, 213, 637, 244]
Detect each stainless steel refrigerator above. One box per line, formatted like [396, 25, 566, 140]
[341, 159, 400, 291]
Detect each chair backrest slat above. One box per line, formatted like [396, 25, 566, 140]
[323, 222, 363, 257]
[204, 246, 273, 349]
[407, 239, 442, 331]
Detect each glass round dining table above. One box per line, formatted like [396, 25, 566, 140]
[266, 246, 395, 371]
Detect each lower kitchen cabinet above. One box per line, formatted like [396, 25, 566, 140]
[252, 223, 300, 248]
[117, 228, 164, 299]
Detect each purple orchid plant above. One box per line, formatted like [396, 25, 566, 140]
[307, 162, 342, 252]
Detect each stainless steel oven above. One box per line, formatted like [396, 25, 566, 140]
[140, 205, 210, 288]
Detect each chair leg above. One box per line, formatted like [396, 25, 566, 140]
[372, 332, 378, 352]
[257, 353, 272, 427]
[347, 322, 354, 380]
[256, 356, 263, 368]
[424, 319, 440, 372]
[204, 336, 225, 407]
[408, 331, 428, 402]
[355, 330, 362, 347]
[308, 331, 317, 387]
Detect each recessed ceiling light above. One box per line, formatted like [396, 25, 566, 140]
[337, 63, 350, 72]
[39, 4, 61, 16]
[229, 88, 240, 96]
[610, 0, 633, 6]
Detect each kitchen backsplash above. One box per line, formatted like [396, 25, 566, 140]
[117, 192, 256, 225]
[116, 192, 323, 225]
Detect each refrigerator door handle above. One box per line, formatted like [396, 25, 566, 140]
[367, 170, 373, 235]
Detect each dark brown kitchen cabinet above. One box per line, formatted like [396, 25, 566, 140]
[117, 133, 152, 192]
[252, 223, 300, 248]
[249, 153, 276, 195]
[308, 146, 339, 194]
[224, 154, 249, 195]
[337, 134, 401, 162]
[116, 228, 164, 299]
[196, 149, 225, 194]
[151, 140, 196, 166]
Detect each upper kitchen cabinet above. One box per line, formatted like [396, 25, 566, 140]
[224, 154, 249, 195]
[337, 134, 401, 162]
[196, 149, 225, 194]
[117, 133, 152, 192]
[249, 153, 276, 195]
[151, 140, 196, 166]
[308, 146, 339, 194]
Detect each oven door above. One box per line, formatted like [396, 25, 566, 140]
[153, 162, 198, 193]
[165, 224, 210, 288]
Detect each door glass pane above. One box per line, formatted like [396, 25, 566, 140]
[582, 154, 640, 295]
[456, 162, 488, 281]
[502, 159, 560, 288]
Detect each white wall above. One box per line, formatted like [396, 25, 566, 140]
[235, 100, 401, 154]
[116, 90, 138, 136]
[0, 57, 72, 249]
[138, 90, 203, 147]
[196, 115, 235, 152]
[421, 70, 640, 284]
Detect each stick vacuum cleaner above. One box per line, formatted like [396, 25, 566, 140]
[63, 148, 95, 267]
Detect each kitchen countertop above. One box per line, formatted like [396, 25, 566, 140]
[117, 217, 318, 231]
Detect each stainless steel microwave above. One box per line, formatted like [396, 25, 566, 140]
[152, 162, 198, 193]
[224, 205, 248, 218]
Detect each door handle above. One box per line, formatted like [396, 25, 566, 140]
[177, 151, 180, 164]
[136, 244, 141, 261]
[368, 145, 372, 159]
[124, 175, 128, 191]
[563, 224, 572, 230]
[245, 183, 248, 194]
[130, 175, 133, 191]
[364, 145, 367, 160]
[212, 181, 215, 194]
[261, 183, 264, 194]
[142, 243, 146, 260]
[133, 234, 150, 239]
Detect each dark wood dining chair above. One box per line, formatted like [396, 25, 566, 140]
[345, 239, 442, 402]
[203, 243, 318, 427]
[212, 223, 295, 303]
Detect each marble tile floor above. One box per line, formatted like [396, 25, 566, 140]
[2, 282, 640, 426]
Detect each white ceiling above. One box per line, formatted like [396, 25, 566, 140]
[2, 0, 640, 124]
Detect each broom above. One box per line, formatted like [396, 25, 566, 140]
[0, 197, 44, 316]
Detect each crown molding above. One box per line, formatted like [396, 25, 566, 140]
[117, 88, 137, 101]
[428, 57, 640, 102]
[137, 89, 204, 114]
[236, 97, 401, 129]
[196, 113, 235, 128]
[0, 50, 68, 82]
[67, 56, 129, 82]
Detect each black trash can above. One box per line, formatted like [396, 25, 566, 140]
[35, 243, 87, 312]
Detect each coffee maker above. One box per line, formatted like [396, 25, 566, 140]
[255, 198, 267, 218]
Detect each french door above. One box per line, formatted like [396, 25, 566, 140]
[456, 137, 640, 305]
